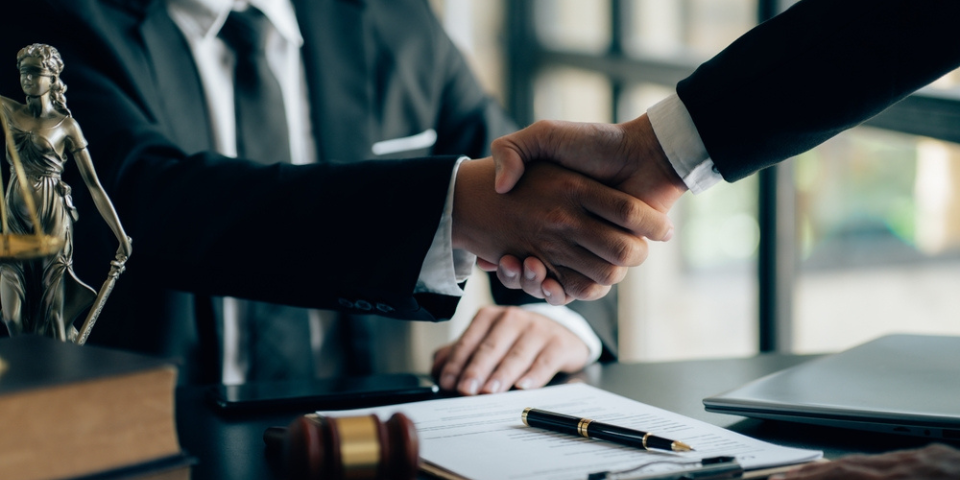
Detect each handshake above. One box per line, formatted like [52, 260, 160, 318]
[451, 114, 689, 304]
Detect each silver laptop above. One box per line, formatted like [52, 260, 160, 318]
[703, 334, 960, 439]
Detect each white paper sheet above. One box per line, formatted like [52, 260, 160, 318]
[319, 383, 821, 480]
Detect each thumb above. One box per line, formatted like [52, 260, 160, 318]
[491, 141, 527, 194]
[492, 120, 574, 193]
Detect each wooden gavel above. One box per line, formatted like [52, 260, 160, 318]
[264, 412, 419, 480]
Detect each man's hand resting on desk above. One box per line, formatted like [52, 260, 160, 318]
[478, 115, 688, 303]
[770, 444, 960, 480]
[431, 306, 590, 395]
[453, 157, 673, 301]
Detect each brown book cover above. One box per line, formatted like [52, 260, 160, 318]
[69, 453, 194, 480]
[0, 335, 184, 480]
[71, 454, 194, 480]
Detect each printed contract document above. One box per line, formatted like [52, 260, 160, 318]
[320, 383, 821, 479]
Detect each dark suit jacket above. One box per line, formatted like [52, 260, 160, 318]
[677, 0, 960, 181]
[0, 0, 618, 382]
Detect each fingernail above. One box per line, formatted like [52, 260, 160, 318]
[465, 379, 479, 395]
[441, 374, 456, 390]
[504, 269, 516, 278]
[663, 227, 674, 242]
[525, 269, 536, 280]
[543, 289, 551, 298]
[517, 379, 532, 390]
[487, 380, 501, 393]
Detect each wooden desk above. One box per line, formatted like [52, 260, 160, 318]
[176, 354, 944, 479]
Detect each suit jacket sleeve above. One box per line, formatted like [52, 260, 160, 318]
[677, 0, 960, 182]
[0, 0, 461, 321]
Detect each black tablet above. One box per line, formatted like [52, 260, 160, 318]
[208, 373, 440, 413]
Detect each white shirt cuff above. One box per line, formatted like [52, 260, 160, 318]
[415, 156, 476, 296]
[647, 93, 723, 194]
[519, 303, 603, 364]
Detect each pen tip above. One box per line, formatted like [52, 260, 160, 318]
[672, 441, 694, 452]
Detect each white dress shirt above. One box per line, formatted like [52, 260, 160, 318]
[647, 93, 724, 193]
[165, 0, 602, 381]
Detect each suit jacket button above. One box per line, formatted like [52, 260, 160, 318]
[338, 298, 354, 309]
[376, 303, 394, 313]
[355, 300, 372, 311]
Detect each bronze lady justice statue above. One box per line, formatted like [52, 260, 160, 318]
[0, 44, 132, 341]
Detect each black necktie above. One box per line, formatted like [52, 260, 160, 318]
[219, 8, 292, 164]
[218, 8, 311, 381]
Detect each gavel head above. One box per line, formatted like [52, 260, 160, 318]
[266, 412, 419, 480]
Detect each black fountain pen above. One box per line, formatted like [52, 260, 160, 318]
[522, 408, 694, 452]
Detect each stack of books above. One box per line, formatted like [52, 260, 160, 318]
[0, 335, 192, 479]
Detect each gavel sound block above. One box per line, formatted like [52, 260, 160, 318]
[264, 412, 419, 480]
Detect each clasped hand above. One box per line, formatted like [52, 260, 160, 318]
[452, 156, 673, 301]
[474, 115, 688, 303]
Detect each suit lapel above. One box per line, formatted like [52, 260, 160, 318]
[139, 0, 214, 153]
[293, 0, 372, 163]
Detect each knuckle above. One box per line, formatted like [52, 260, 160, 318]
[613, 238, 644, 266]
[475, 339, 500, 355]
[503, 344, 534, 363]
[501, 306, 524, 319]
[459, 360, 487, 377]
[550, 169, 585, 197]
[447, 340, 474, 362]
[440, 363, 461, 379]
[502, 308, 533, 327]
[533, 351, 560, 370]
[617, 197, 644, 226]
[477, 305, 504, 319]
[476, 305, 495, 315]
[580, 282, 612, 301]
[543, 206, 579, 233]
[595, 265, 627, 286]
[442, 352, 466, 370]
[527, 319, 549, 336]
[460, 367, 484, 382]
[561, 275, 591, 299]
[609, 266, 628, 284]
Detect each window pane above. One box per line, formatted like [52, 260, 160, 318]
[432, 0, 507, 103]
[624, 0, 756, 60]
[617, 83, 674, 120]
[793, 127, 960, 353]
[534, 0, 611, 53]
[533, 67, 612, 122]
[927, 67, 960, 96]
[618, 84, 758, 362]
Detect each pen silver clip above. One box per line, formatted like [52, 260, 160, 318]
[587, 456, 743, 480]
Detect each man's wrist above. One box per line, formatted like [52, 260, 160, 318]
[451, 156, 495, 253]
[615, 114, 688, 213]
